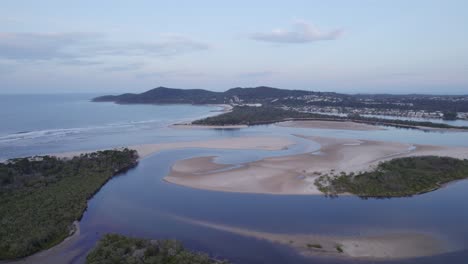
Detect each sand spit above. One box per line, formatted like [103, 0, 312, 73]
[170, 124, 248, 130]
[165, 136, 468, 195]
[173, 216, 451, 260]
[276, 120, 385, 131]
[51, 136, 294, 160]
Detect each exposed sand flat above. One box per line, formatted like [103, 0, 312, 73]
[51, 136, 294, 160]
[276, 120, 385, 131]
[170, 124, 248, 129]
[165, 136, 468, 195]
[173, 216, 451, 260]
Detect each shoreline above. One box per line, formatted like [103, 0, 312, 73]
[165, 136, 468, 195]
[169, 104, 239, 130]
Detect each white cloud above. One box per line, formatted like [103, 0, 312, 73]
[250, 20, 343, 44]
[0, 32, 210, 62]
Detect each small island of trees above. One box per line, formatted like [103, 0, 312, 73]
[314, 156, 468, 198]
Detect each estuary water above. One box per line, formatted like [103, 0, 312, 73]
[1, 94, 468, 264]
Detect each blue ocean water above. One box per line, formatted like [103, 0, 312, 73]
[1, 94, 468, 264]
[0, 94, 221, 159]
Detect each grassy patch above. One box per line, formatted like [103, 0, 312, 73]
[0, 149, 138, 259]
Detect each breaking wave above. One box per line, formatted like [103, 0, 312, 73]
[0, 119, 169, 144]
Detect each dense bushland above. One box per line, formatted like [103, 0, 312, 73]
[0, 149, 138, 259]
[86, 234, 229, 264]
[314, 156, 468, 197]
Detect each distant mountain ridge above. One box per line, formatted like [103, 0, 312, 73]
[92, 86, 468, 113]
[92, 86, 330, 105]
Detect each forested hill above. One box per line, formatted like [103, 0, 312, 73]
[92, 86, 330, 105]
[93, 87, 223, 104]
[92, 86, 468, 113]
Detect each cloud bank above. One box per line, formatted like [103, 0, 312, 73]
[250, 20, 343, 44]
[0, 32, 210, 62]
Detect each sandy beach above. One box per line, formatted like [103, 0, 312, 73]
[51, 136, 294, 160]
[173, 216, 453, 260]
[276, 120, 385, 131]
[165, 136, 468, 195]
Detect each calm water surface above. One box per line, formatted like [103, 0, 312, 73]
[1, 94, 467, 264]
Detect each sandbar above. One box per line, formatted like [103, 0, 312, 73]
[173, 216, 453, 260]
[165, 136, 468, 195]
[170, 124, 248, 130]
[276, 120, 385, 131]
[51, 136, 294, 160]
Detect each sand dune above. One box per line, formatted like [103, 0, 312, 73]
[165, 136, 468, 195]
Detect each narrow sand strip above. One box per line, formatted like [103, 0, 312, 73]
[169, 124, 248, 129]
[172, 216, 452, 260]
[165, 136, 468, 195]
[51, 136, 294, 160]
[276, 120, 385, 131]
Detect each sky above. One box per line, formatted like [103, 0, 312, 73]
[0, 0, 467, 94]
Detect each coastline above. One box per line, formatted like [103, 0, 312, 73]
[169, 104, 240, 130]
[165, 136, 468, 195]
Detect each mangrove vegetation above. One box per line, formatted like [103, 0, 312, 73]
[86, 234, 229, 264]
[0, 149, 138, 259]
[193, 106, 468, 130]
[314, 156, 468, 197]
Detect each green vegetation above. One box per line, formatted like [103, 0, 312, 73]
[315, 156, 468, 197]
[443, 111, 458, 120]
[307, 243, 322, 249]
[193, 106, 468, 130]
[335, 245, 344, 253]
[0, 149, 138, 260]
[86, 234, 229, 264]
[193, 106, 329, 126]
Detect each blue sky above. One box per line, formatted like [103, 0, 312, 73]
[1, 0, 467, 94]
